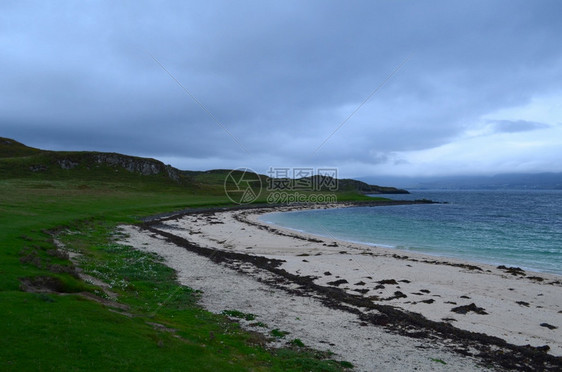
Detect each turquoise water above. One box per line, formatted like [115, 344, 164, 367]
[260, 190, 562, 275]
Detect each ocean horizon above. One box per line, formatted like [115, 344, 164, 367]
[261, 190, 562, 276]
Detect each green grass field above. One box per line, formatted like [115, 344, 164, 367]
[0, 139, 375, 370]
[0, 178, 363, 371]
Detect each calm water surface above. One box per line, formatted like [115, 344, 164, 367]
[261, 190, 562, 275]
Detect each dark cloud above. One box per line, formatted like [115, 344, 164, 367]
[1, 0, 562, 176]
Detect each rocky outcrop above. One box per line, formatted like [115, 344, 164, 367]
[92, 153, 180, 181]
[57, 159, 79, 170]
[51, 152, 180, 182]
[29, 164, 48, 172]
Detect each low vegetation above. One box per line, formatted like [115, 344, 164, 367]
[0, 137, 377, 370]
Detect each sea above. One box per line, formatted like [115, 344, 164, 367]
[260, 190, 562, 276]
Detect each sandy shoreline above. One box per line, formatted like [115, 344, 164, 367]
[122, 203, 561, 371]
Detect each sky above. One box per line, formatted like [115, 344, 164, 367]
[2, 0, 562, 179]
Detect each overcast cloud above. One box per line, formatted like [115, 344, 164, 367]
[2, 0, 562, 178]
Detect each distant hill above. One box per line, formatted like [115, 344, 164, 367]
[359, 173, 562, 190]
[0, 137, 191, 191]
[0, 137, 407, 194]
[305, 175, 408, 194]
[0, 137, 41, 158]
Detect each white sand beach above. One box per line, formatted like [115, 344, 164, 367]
[120, 205, 562, 371]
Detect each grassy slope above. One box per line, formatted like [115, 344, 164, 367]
[0, 140, 372, 371]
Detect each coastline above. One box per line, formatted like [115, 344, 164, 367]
[259, 202, 562, 277]
[256, 208, 562, 277]
[125, 203, 562, 370]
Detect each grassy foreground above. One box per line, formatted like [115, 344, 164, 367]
[0, 176, 367, 371]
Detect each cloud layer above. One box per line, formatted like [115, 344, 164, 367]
[2, 1, 562, 177]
